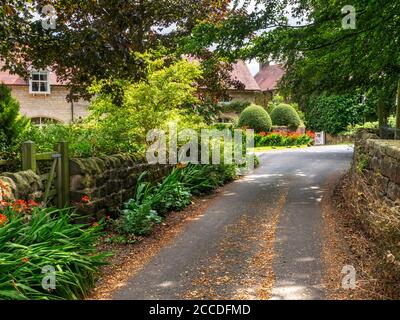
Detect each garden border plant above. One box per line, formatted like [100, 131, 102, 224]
[0, 197, 110, 300]
[111, 161, 243, 239]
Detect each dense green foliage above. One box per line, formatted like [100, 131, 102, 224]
[1, 55, 206, 159]
[238, 104, 272, 133]
[115, 163, 239, 236]
[271, 104, 301, 131]
[185, 1, 400, 129]
[0, 206, 109, 300]
[117, 201, 161, 236]
[88, 54, 206, 147]
[0, 84, 29, 156]
[1, 1, 231, 100]
[342, 116, 397, 136]
[220, 100, 251, 114]
[305, 94, 368, 134]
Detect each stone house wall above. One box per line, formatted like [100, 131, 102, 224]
[9, 85, 89, 123]
[228, 90, 262, 105]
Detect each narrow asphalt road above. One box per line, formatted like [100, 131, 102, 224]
[113, 145, 354, 300]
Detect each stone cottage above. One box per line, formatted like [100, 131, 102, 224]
[0, 61, 89, 124]
[254, 62, 285, 106]
[0, 59, 285, 124]
[228, 61, 262, 104]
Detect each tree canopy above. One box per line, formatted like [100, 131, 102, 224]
[0, 0, 233, 100]
[185, 0, 400, 128]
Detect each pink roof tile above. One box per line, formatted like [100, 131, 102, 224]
[0, 61, 66, 86]
[255, 64, 285, 91]
[229, 61, 260, 91]
[184, 56, 260, 91]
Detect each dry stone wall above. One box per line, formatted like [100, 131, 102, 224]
[355, 130, 400, 204]
[69, 154, 171, 217]
[0, 170, 43, 201]
[0, 154, 171, 217]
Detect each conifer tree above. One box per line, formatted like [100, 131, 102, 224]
[0, 83, 29, 148]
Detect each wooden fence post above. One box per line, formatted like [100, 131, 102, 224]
[60, 141, 70, 207]
[55, 143, 63, 208]
[55, 141, 70, 208]
[22, 141, 37, 172]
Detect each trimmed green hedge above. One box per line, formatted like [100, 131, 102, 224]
[305, 94, 368, 134]
[238, 104, 272, 133]
[271, 104, 301, 131]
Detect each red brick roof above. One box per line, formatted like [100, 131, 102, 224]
[255, 64, 285, 92]
[0, 61, 66, 86]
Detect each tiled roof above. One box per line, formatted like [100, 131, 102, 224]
[229, 61, 260, 91]
[185, 56, 260, 91]
[255, 64, 285, 91]
[0, 61, 66, 86]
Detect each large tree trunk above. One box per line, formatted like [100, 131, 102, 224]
[396, 80, 400, 139]
[378, 99, 387, 137]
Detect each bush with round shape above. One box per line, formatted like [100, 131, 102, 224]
[271, 104, 302, 131]
[238, 104, 272, 133]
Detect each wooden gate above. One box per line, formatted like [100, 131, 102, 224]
[20, 141, 70, 208]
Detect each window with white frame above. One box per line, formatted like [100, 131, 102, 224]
[29, 71, 51, 94]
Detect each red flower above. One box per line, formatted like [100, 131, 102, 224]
[0, 213, 7, 226]
[81, 195, 90, 203]
[15, 199, 27, 206]
[306, 131, 316, 139]
[28, 199, 39, 207]
[259, 132, 267, 137]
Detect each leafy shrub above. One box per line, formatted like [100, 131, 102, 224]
[305, 94, 369, 134]
[238, 104, 272, 133]
[342, 115, 396, 136]
[175, 164, 237, 195]
[0, 84, 30, 158]
[117, 201, 161, 236]
[88, 54, 206, 147]
[0, 206, 109, 300]
[271, 104, 302, 131]
[267, 95, 285, 113]
[1, 55, 207, 160]
[220, 101, 251, 113]
[115, 172, 162, 235]
[115, 161, 240, 236]
[152, 174, 192, 215]
[211, 123, 235, 131]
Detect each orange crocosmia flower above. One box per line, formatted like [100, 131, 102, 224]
[15, 199, 27, 206]
[0, 213, 8, 225]
[28, 200, 39, 207]
[22, 257, 29, 263]
[176, 163, 187, 170]
[92, 222, 100, 228]
[81, 195, 90, 203]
